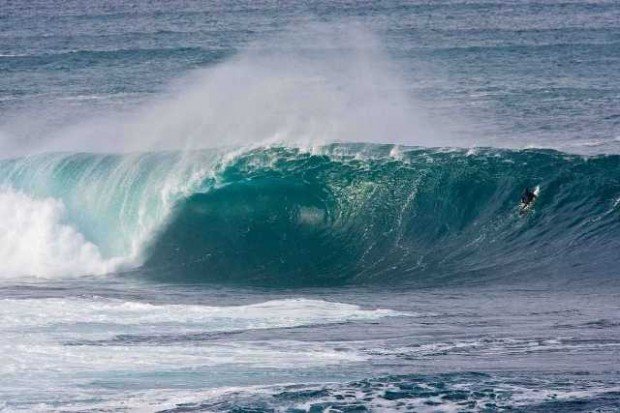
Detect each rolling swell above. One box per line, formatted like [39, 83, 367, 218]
[143, 145, 620, 286]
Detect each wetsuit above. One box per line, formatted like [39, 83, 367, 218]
[522, 188, 536, 205]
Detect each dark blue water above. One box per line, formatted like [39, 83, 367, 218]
[0, 1, 619, 412]
[2, 0, 619, 154]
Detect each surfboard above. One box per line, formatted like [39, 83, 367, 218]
[519, 185, 540, 215]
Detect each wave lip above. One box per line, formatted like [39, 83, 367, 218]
[0, 150, 225, 279]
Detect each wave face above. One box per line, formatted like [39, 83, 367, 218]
[0, 144, 618, 285]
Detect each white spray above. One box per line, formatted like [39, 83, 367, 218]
[0, 22, 449, 279]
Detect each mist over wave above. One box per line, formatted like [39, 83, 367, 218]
[0, 23, 450, 158]
[0, 23, 461, 281]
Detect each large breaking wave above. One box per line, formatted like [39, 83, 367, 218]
[0, 144, 618, 285]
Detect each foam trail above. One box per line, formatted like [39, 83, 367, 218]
[0, 297, 403, 337]
[0, 296, 406, 411]
[0, 297, 400, 375]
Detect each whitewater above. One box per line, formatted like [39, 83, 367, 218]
[1, 1, 619, 412]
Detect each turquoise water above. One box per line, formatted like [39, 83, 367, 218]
[0, 1, 619, 412]
[2, 146, 617, 285]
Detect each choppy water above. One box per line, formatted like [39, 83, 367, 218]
[0, 1, 619, 412]
[1, 280, 619, 412]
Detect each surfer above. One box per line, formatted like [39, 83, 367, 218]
[521, 187, 537, 207]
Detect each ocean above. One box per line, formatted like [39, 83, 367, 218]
[0, 1, 619, 412]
